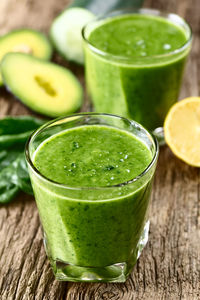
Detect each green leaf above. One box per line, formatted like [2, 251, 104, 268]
[0, 116, 45, 150]
[0, 116, 45, 135]
[0, 149, 21, 168]
[0, 164, 19, 203]
[0, 115, 45, 203]
[0, 185, 19, 203]
[0, 130, 34, 150]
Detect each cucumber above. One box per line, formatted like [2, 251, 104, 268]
[50, 8, 94, 64]
[50, 0, 144, 64]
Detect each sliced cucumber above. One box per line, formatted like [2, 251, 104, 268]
[50, 0, 144, 64]
[50, 8, 94, 64]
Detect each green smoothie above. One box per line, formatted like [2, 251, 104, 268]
[84, 12, 191, 131]
[29, 122, 156, 281]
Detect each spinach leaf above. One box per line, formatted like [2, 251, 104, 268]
[0, 149, 21, 168]
[0, 116, 45, 135]
[0, 163, 19, 203]
[0, 131, 34, 150]
[0, 116, 45, 204]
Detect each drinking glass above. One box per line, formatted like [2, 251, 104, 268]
[82, 9, 192, 143]
[26, 113, 158, 282]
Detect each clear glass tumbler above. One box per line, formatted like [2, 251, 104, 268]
[26, 113, 158, 282]
[82, 8, 192, 143]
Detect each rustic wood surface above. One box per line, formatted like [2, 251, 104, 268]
[0, 0, 200, 299]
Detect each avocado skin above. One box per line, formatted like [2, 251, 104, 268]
[1, 53, 83, 117]
[0, 28, 53, 86]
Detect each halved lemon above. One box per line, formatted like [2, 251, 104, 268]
[164, 97, 200, 167]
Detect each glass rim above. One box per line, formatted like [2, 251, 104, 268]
[25, 113, 159, 191]
[82, 8, 192, 62]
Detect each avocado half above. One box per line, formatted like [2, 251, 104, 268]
[0, 29, 52, 85]
[1, 53, 83, 117]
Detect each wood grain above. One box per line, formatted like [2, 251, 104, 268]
[0, 0, 200, 299]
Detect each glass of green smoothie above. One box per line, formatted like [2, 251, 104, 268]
[82, 8, 192, 142]
[26, 113, 158, 282]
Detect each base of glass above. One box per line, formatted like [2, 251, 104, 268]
[51, 260, 130, 282]
[43, 221, 150, 282]
[152, 127, 165, 146]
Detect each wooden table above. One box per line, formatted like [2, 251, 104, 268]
[0, 0, 200, 299]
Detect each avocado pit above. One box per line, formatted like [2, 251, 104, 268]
[35, 75, 57, 97]
[12, 44, 33, 54]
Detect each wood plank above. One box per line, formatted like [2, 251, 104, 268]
[0, 0, 200, 299]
